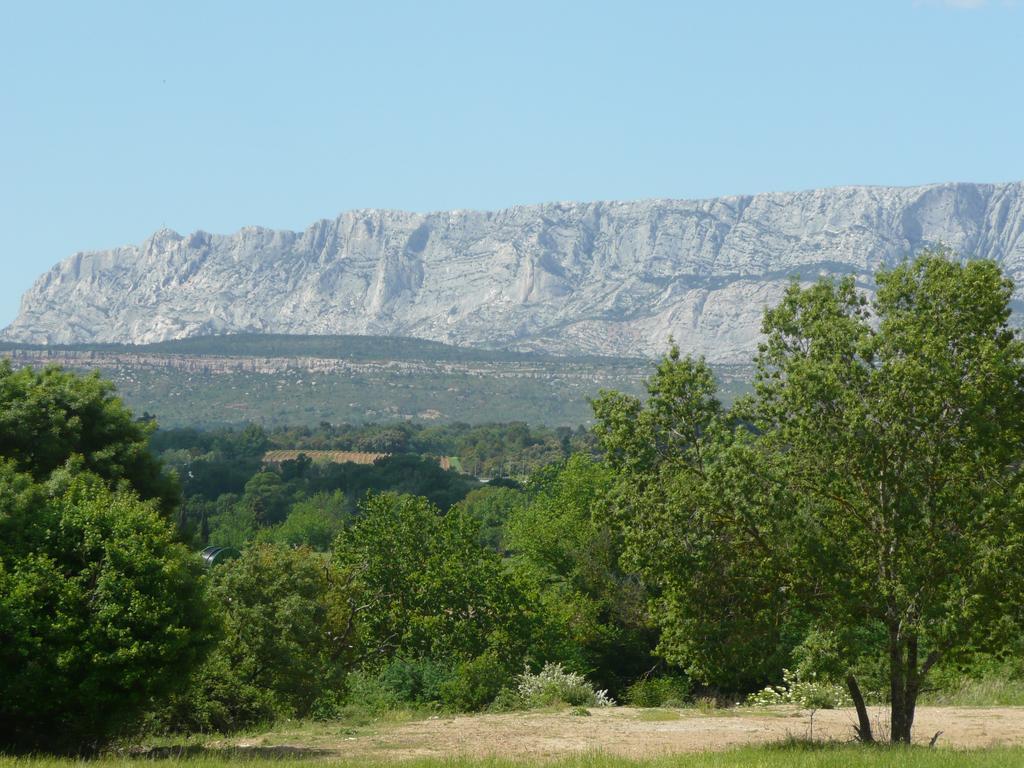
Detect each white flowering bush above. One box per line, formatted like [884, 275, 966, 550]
[746, 668, 850, 710]
[515, 663, 615, 708]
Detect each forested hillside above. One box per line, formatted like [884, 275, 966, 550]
[2, 334, 746, 427]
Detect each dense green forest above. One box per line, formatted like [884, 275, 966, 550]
[5, 254, 1024, 753]
[150, 419, 599, 551]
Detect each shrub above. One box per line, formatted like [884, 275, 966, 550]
[334, 494, 531, 663]
[489, 686, 526, 712]
[623, 675, 690, 707]
[515, 663, 615, 708]
[154, 651, 277, 733]
[342, 654, 512, 713]
[377, 658, 451, 704]
[309, 689, 347, 721]
[342, 669, 405, 714]
[439, 652, 511, 711]
[157, 544, 358, 733]
[0, 472, 213, 752]
[746, 668, 850, 710]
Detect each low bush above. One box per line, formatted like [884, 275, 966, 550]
[513, 663, 615, 708]
[623, 676, 690, 707]
[746, 669, 850, 710]
[439, 652, 511, 712]
[377, 658, 451, 705]
[344, 655, 511, 713]
[342, 669, 407, 714]
[153, 544, 358, 734]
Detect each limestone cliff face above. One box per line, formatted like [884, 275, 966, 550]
[6, 182, 1024, 362]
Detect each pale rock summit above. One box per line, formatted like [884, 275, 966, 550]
[6, 182, 1024, 362]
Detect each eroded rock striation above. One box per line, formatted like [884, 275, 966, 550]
[6, 182, 1024, 362]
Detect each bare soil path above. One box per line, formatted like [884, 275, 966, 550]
[228, 706, 1024, 761]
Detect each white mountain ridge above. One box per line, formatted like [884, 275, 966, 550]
[5, 181, 1024, 363]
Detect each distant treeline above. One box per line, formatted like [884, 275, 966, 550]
[152, 420, 595, 553]
[152, 420, 597, 490]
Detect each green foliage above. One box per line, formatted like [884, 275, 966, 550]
[591, 348, 789, 691]
[592, 347, 720, 476]
[169, 445, 481, 549]
[206, 496, 257, 549]
[340, 669, 408, 714]
[241, 472, 292, 525]
[506, 455, 657, 695]
[0, 361, 178, 513]
[453, 485, 527, 551]
[159, 544, 358, 733]
[921, 656, 1024, 706]
[0, 469, 213, 752]
[150, 424, 268, 500]
[592, 252, 1024, 743]
[257, 491, 351, 551]
[748, 254, 1024, 740]
[334, 493, 530, 663]
[374, 658, 452, 705]
[335, 653, 512, 713]
[70, 343, 659, 429]
[447, 422, 566, 478]
[438, 652, 513, 711]
[623, 676, 691, 708]
[307, 453, 478, 510]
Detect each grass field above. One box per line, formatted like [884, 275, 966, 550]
[6, 745, 1024, 768]
[8, 705, 1022, 766]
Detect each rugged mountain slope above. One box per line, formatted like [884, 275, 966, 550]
[6, 182, 1024, 362]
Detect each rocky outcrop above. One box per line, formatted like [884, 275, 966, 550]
[6, 182, 1024, 362]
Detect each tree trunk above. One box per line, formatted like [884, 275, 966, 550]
[889, 624, 909, 743]
[846, 674, 874, 743]
[900, 636, 921, 744]
[888, 630, 931, 744]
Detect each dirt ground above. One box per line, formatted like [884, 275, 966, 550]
[228, 706, 1024, 760]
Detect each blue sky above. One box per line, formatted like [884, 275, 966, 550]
[2, 0, 1023, 326]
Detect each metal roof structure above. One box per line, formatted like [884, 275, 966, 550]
[200, 546, 241, 567]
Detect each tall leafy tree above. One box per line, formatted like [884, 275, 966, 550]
[505, 455, 657, 693]
[259, 491, 351, 551]
[0, 362, 178, 512]
[454, 485, 527, 551]
[0, 366, 215, 751]
[745, 254, 1024, 742]
[592, 349, 795, 692]
[594, 253, 1024, 743]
